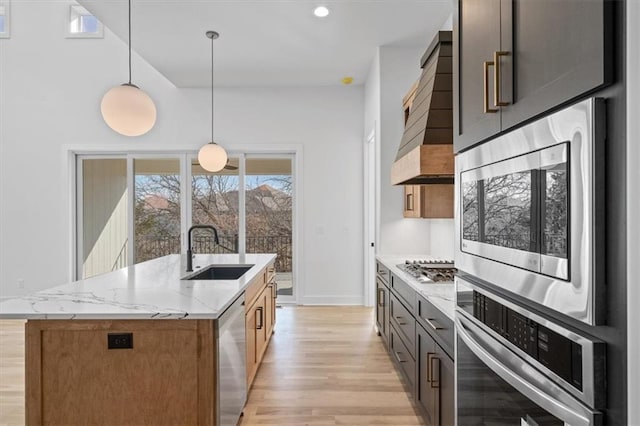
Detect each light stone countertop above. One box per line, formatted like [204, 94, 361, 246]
[0, 253, 276, 320]
[376, 255, 455, 321]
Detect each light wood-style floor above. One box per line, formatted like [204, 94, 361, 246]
[0, 319, 24, 426]
[0, 307, 423, 425]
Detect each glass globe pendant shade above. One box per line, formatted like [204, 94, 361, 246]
[198, 142, 228, 172]
[101, 83, 157, 136]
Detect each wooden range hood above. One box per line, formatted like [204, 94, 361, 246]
[391, 31, 454, 186]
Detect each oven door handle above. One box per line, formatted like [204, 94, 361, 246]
[455, 315, 601, 426]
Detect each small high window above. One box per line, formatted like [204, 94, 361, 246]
[66, 5, 103, 38]
[0, 4, 10, 39]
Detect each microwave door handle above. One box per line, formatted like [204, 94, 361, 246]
[455, 315, 600, 426]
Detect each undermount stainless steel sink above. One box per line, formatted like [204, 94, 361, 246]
[184, 264, 254, 281]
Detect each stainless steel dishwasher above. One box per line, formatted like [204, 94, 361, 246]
[217, 294, 247, 425]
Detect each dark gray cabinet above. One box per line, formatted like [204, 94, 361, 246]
[454, 0, 613, 152]
[389, 323, 416, 390]
[375, 261, 455, 425]
[375, 262, 390, 345]
[376, 277, 389, 343]
[416, 314, 455, 425]
[416, 324, 455, 426]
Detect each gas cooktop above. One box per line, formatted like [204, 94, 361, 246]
[396, 259, 457, 283]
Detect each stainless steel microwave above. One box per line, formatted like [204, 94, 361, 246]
[454, 98, 605, 325]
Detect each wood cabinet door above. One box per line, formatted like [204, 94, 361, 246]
[501, 0, 612, 130]
[254, 290, 268, 361]
[245, 305, 257, 386]
[403, 185, 420, 218]
[454, 0, 502, 152]
[265, 283, 275, 336]
[417, 325, 439, 425]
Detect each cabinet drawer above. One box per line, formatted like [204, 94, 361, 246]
[390, 274, 416, 312]
[390, 293, 415, 351]
[376, 261, 390, 285]
[389, 323, 416, 389]
[416, 294, 454, 358]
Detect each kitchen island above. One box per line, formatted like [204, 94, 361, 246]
[0, 253, 276, 426]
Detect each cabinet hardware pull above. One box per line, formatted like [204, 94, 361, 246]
[493, 51, 510, 107]
[483, 60, 499, 113]
[425, 318, 443, 331]
[395, 315, 407, 325]
[273, 282, 278, 299]
[377, 289, 385, 307]
[394, 351, 407, 363]
[426, 352, 435, 382]
[406, 193, 414, 211]
[256, 307, 264, 330]
[430, 356, 441, 389]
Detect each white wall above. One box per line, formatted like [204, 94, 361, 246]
[364, 49, 381, 250]
[0, 2, 365, 305]
[204, 87, 365, 305]
[627, 0, 639, 421]
[376, 45, 455, 258]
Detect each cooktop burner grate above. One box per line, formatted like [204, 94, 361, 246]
[397, 260, 457, 283]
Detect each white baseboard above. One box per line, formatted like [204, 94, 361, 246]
[300, 295, 364, 306]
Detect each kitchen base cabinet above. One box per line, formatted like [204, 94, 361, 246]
[25, 320, 217, 425]
[375, 262, 456, 425]
[389, 324, 416, 391]
[376, 262, 391, 346]
[376, 278, 389, 343]
[416, 324, 454, 426]
[245, 261, 276, 388]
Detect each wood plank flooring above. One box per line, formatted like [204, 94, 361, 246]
[0, 320, 24, 426]
[0, 307, 423, 425]
[239, 306, 423, 425]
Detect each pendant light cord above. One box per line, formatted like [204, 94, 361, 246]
[211, 37, 215, 143]
[128, 0, 132, 85]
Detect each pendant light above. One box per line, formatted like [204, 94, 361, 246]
[198, 31, 228, 172]
[100, 0, 156, 137]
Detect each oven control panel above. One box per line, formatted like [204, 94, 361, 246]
[472, 291, 583, 391]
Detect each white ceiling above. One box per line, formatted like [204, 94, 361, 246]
[78, 0, 453, 88]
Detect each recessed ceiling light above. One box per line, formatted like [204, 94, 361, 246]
[313, 6, 330, 18]
[342, 76, 354, 85]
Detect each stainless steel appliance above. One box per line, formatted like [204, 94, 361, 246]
[397, 260, 457, 283]
[456, 277, 605, 425]
[217, 294, 247, 426]
[455, 97, 606, 325]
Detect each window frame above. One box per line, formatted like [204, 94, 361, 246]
[70, 147, 302, 304]
[65, 4, 104, 39]
[0, 3, 11, 39]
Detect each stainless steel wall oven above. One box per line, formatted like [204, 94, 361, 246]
[456, 277, 605, 426]
[454, 98, 606, 325]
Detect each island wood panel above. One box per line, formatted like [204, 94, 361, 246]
[245, 260, 277, 389]
[25, 320, 216, 426]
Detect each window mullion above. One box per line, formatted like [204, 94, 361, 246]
[238, 154, 246, 255]
[126, 155, 135, 266]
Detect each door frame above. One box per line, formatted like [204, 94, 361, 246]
[363, 127, 377, 307]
